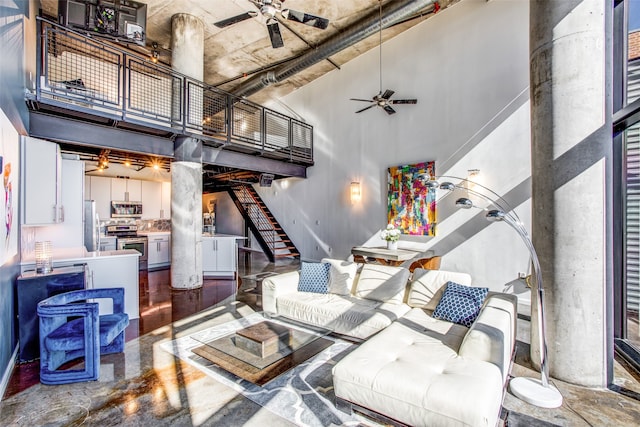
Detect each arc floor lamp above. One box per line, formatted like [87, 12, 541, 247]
[423, 175, 563, 409]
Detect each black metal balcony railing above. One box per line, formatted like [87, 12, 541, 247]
[30, 17, 313, 165]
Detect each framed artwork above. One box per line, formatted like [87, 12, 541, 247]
[0, 108, 19, 266]
[387, 161, 436, 236]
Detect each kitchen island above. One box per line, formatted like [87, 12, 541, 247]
[201, 234, 245, 278]
[20, 247, 140, 319]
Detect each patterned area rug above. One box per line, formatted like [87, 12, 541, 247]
[160, 313, 378, 427]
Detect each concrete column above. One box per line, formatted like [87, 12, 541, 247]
[170, 13, 204, 290]
[530, 1, 612, 386]
[171, 14, 204, 80]
[171, 14, 204, 129]
[171, 137, 203, 289]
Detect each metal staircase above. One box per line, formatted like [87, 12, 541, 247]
[228, 185, 300, 262]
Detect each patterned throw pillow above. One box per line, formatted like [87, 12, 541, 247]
[432, 281, 489, 327]
[297, 262, 331, 294]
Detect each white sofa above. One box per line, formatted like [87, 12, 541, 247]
[262, 261, 415, 339]
[262, 260, 518, 426]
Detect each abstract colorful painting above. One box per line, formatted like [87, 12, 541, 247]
[0, 109, 18, 266]
[387, 161, 436, 236]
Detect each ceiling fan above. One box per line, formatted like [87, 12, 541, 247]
[214, 0, 330, 49]
[350, 1, 417, 115]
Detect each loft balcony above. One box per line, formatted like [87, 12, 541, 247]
[26, 17, 314, 169]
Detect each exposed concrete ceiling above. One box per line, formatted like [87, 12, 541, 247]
[41, 0, 458, 105]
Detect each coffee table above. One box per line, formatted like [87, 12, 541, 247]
[191, 319, 333, 385]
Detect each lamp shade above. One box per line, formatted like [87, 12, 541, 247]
[35, 241, 53, 274]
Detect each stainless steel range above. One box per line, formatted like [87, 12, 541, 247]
[106, 222, 148, 270]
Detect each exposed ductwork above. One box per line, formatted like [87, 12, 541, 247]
[232, 0, 438, 99]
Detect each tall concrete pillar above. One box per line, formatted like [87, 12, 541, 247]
[172, 137, 203, 289]
[170, 14, 204, 290]
[171, 14, 204, 80]
[530, 1, 612, 386]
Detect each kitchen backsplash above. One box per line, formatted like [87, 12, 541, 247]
[137, 219, 171, 232]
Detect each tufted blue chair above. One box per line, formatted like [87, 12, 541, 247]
[37, 288, 129, 385]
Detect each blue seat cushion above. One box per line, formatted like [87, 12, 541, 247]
[44, 313, 129, 352]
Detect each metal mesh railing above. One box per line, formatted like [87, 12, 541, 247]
[126, 57, 182, 123]
[43, 28, 121, 108]
[34, 17, 313, 164]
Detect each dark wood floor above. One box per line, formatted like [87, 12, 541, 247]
[3, 252, 300, 400]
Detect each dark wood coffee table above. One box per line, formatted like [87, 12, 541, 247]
[192, 320, 332, 386]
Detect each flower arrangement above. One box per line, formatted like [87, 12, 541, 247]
[380, 224, 401, 242]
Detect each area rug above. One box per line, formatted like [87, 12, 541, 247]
[160, 313, 379, 427]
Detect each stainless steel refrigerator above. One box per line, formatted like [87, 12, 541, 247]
[84, 200, 100, 251]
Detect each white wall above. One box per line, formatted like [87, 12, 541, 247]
[257, 0, 532, 290]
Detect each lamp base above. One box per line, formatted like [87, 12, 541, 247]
[510, 377, 563, 408]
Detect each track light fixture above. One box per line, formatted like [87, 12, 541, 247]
[97, 149, 110, 170]
[151, 42, 159, 63]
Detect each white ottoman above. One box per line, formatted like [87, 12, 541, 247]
[332, 308, 507, 427]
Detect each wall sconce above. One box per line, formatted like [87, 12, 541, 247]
[467, 169, 480, 193]
[350, 181, 361, 203]
[35, 241, 53, 274]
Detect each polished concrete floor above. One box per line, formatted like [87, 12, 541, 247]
[2, 252, 640, 426]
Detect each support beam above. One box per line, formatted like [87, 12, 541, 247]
[29, 112, 174, 157]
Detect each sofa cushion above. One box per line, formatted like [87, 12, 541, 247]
[321, 258, 358, 295]
[297, 262, 330, 294]
[432, 282, 489, 327]
[407, 269, 472, 310]
[354, 264, 410, 305]
[275, 292, 410, 339]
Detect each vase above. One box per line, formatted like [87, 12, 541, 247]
[387, 241, 398, 251]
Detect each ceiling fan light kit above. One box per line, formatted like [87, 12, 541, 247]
[214, 0, 330, 49]
[351, 0, 418, 115]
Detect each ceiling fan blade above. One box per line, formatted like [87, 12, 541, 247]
[383, 105, 397, 115]
[214, 11, 258, 28]
[390, 99, 418, 105]
[355, 104, 376, 114]
[281, 9, 329, 30]
[380, 89, 395, 100]
[350, 98, 374, 102]
[267, 19, 284, 48]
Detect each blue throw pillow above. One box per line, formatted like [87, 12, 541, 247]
[297, 262, 331, 294]
[432, 282, 489, 327]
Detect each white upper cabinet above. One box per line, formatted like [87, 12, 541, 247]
[141, 180, 161, 219]
[86, 176, 170, 220]
[21, 137, 62, 225]
[161, 181, 171, 219]
[111, 177, 141, 201]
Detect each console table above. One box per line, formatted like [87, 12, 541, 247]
[351, 246, 428, 266]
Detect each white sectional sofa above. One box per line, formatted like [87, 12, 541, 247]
[261, 260, 517, 426]
[262, 260, 413, 339]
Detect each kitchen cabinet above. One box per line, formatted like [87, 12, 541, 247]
[161, 181, 171, 219]
[141, 180, 162, 219]
[85, 254, 140, 319]
[21, 137, 62, 224]
[146, 232, 170, 269]
[99, 236, 117, 251]
[31, 158, 85, 248]
[111, 177, 141, 202]
[16, 265, 87, 362]
[202, 235, 242, 277]
[90, 176, 112, 220]
[19, 249, 140, 319]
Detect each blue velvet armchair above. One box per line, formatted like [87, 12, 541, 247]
[37, 287, 129, 385]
